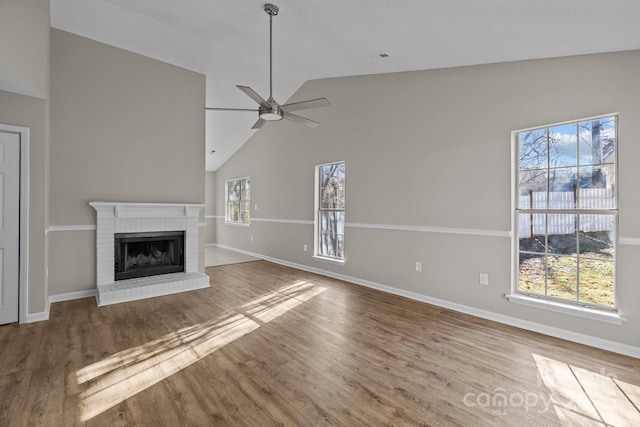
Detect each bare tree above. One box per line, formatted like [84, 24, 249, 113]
[319, 163, 345, 257]
[518, 129, 562, 193]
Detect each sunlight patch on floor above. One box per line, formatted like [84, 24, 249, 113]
[241, 280, 325, 323]
[76, 281, 326, 422]
[533, 353, 640, 426]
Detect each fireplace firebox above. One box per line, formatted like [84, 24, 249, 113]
[114, 231, 185, 281]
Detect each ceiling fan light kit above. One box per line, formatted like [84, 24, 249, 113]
[259, 104, 283, 121]
[205, 3, 330, 129]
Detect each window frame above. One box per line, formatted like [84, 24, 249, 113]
[313, 161, 346, 264]
[225, 177, 251, 225]
[511, 114, 619, 313]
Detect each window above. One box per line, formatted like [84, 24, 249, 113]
[226, 177, 250, 224]
[515, 115, 617, 309]
[315, 161, 345, 261]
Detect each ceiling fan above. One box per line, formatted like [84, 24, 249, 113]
[205, 3, 330, 129]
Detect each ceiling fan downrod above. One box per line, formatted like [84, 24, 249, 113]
[205, 2, 330, 129]
[264, 3, 279, 100]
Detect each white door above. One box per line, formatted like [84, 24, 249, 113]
[0, 131, 20, 324]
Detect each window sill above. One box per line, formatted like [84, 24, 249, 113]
[225, 222, 250, 227]
[311, 255, 345, 266]
[505, 293, 624, 325]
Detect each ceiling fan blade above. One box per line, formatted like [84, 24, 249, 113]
[205, 107, 258, 112]
[237, 85, 270, 108]
[281, 97, 330, 112]
[251, 118, 267, 129]
[283, 111, 320, 128]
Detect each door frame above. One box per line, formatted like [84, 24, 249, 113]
[0, 124, 29, 323]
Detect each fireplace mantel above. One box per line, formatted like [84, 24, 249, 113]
[91, 202, 204, 220]
[90, 202, 209, 306]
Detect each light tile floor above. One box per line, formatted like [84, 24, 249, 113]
[205, 245, 260, 267]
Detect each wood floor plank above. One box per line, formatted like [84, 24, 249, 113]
[1, 260, 639, 426]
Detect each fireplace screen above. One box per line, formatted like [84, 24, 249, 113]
[114, 231, 185, 281]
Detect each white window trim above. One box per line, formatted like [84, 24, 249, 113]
[505, 293, 624, 325]
[225, 222, 251, 228]
[509, 114, 620, 320]
[225, 176, 251, 225]
[314, 161, 346, 262]
[311, 255, 346, 266]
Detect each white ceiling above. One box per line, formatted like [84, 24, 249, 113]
[50, 0, 640, 171]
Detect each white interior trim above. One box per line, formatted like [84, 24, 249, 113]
[346, 222, 510, 238]
[25, 304, 49, 323]
[27, 289, 98, 323]
[221, 216, 511, 238]
[215, 243, 640, 358]
[225, 222, 250, 227]
[49, 289, 97, 303]
[48, 224, 96, 232]
[1, 124, 30, 324]
[311, 255, 345, 266]
[51, 219, 633, 244]
[619, 236, 640, 245]
[505, 293, 624, 325]
[18, 127, 29, 324]
[251, 217, 313, 225]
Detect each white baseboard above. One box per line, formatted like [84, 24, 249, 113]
[25, 303, 50, 323]
[25, 290, 99, 323]
[214, 244, 640, 359]
[49, 289, 98, 304]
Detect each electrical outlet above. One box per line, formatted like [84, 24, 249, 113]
[303, 244, 308, 252]
[415, 262, 422, 272]
[250, 235, 254, 242]
[479, 273, 489, 286]
[255, 204, 258, 211]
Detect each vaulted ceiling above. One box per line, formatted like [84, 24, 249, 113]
[51, 0, 640, 170]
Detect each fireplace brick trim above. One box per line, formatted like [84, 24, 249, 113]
[90, 202, 208, 306]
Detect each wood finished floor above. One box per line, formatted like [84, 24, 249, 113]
[204, 246, 260, 267]
[1, 260, 639, 426]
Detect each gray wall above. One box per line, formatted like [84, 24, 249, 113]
[215, 50, 640, 349]
[49, 29, 206, 295]
[0, 0, 50, 316]
[0, 0, 50, 97]
[205, 171, 216, 244]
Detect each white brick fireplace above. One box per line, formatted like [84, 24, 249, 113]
[90, 202, 209, 306]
